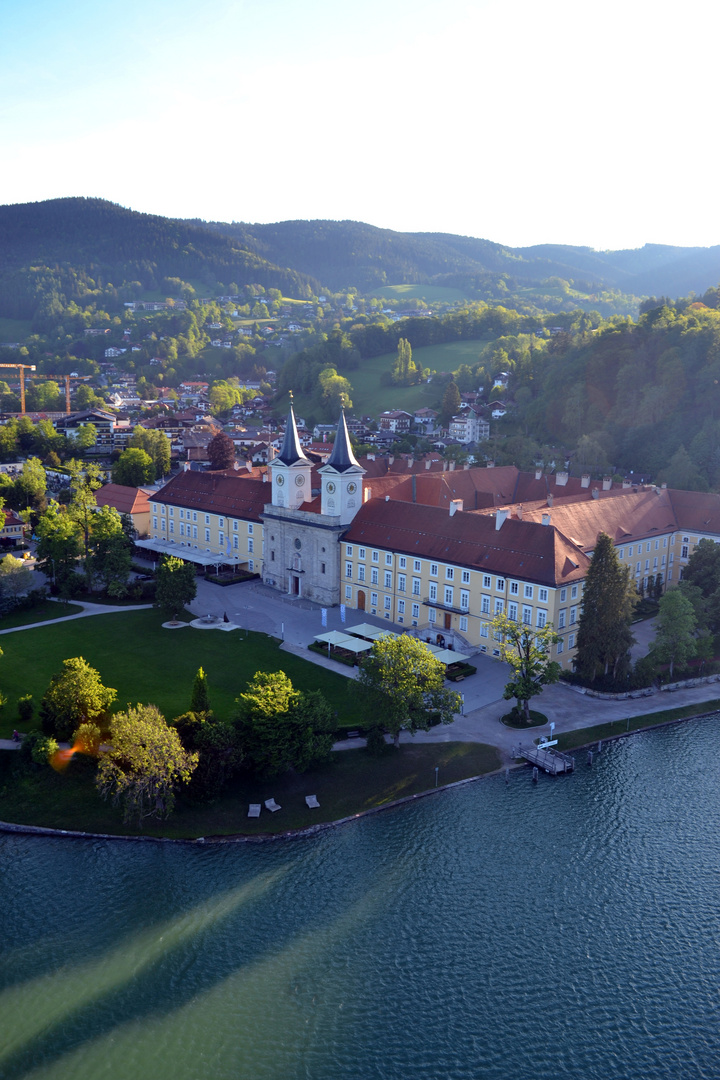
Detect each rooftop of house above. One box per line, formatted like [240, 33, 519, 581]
[95, 484, 154, 516]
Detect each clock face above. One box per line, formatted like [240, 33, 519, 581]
[295, 474, 305, 487]
[347, 482, 357, 494]
[276, 473, 284, 486]
[326, 481, 336, 494]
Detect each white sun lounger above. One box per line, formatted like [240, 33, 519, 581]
[305, 795, 320, 809]
[265, 798, 281, 812]
[248, 804, 261, 818]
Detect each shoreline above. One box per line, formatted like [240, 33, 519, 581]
[3, 707, 719, 845]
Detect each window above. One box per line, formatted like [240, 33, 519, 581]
[152, 503, 157, 513]
[681, 544, 689, 559]
[384, 596, 391, 610]
[192, 512, 197, 522]
[636, 562, 641, 574]
[646, 542, 651, 553]
[345, 562, 353, 579]
[193, 526, 197, 539]
[537, 610, 546, 628]
[571, 585, 578, 599]
[161, 506, 166, 516]
[180, 523, 185, 536]
[218, 517, 224, 528]
[644, 560, 649, 571]
[398, 575, 406, 593]
[508, 602, 518, 621]
[412, 578, 421, 596]
[399, 557, 406, 570]
[205, 529, 210, 542]
[653, 557, 658, 570]
[444, 587, 453, 606]
[233, 520, 238, 531]
[412, 603, 420, 618]
[524, 584, 533, 599]
[557, 639, 564, 654]
[480, 624, 489, 638]
[248, 560, 254, 571]
[669, 552, 674, 565]
[372, 551, 379, 563]
[247, 523, 253, 535]
[371, 568, 379, 585]
[205, 515, 210, 525]
[345, 585, 352, 599]
[522, 605, 532, 624]
[462, 570, 470, 584]
[234, 537, 239, 549]
[414, 560, 421, 572]
[661, 555, 666, 566]
[510, 581, 519, 595]
[654, 539, 659, 550]
[460, 590, 469, 611]
[358, 565, 365, 582]
[496, 578, 505, 591]
[618, 548, 624, 559]
[180, 509, 185, 519]
[346, 545, 353, 556]
[538, 588, 548, 603]
[153, 517, 157, 530]
[663, 537, 667, 547]
[359, 548, 366, 560]
[570, 607, 577, 624]
[628, 546, 633, 557]
[483, 574, 491, 589]
[384, 571, 392, 588]
[446, 567, 454, 580]
[385, 553, 392, 566]
[248, 538, 254, 553]
[398, 599, 405, 614]
[558, 609, 566, 629]
[428, 609, 436, 623]
[459, 616, 468, 632]
[495, 598, 504, 614]
[371, 592, 378, 607]
[169, 521, 174, 533]
[321, 563, 326, 575]
[560, 588, 567, 602]
[568, 633, 575, 649]
[169, 507, 174, 517]
[219, 532, 224, 546]
[481, 596, 490, 614]
[430, 563, 438, 576]
[429, 584, 437, 602]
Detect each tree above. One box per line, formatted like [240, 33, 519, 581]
[155, 554, 197, 619]
[650, 589, 698, 679]
[34, 500, 82, 590]
[575, 532, 637, 682]
[392, 338, 420, 385]
[39, 657, 117, 742]
[112, 447, 155, 487]
[491, 613, 561, 722]
[207, 431, 236, 470]
[235, 672, 336, 776]
[67, 461, 104, 561]
[0, 554, 33, 601]
[357, 636, 461, 749]
[439, 381, 461, 426]
[96, 704, 198, 825]
[190, 667, 210, 713]
[74, 423, 98, 452]
[87, 504, 132, 596]
[174, 710, 243, 800]
[129, 426, 171, 479]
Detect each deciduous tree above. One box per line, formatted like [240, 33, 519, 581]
[97, 704, 198, 825]
[235, 671, 335, 776]
[650, 589, 697, 678]
[357, 636, 461, 748]
[0, 554, 33, 600]
[39, 657, 116, 742]
[112, 447, 155, 487]
[155, 554, 197, 619]
[207, 431, 236, 470]
[491, 613, 561, 722]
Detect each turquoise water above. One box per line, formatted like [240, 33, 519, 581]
[3, 718, 720, 1079]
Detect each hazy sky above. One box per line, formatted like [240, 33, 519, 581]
[1, 0, 716, 250]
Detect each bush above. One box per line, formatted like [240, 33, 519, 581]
[17, 694, 33, 725]
[365, 725, 389, 757]
[19, 730, 58, 767]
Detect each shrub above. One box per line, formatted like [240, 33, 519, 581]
[365, 725, 388, 757]
[19, 730, 58, 767]
[17, 694, 33, 725]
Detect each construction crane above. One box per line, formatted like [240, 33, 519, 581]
[0, 362, 37, 414]
[39, 373, 92, 415]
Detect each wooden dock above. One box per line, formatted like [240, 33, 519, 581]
[517, 744, 575, 775]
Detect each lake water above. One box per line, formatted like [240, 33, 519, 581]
[3, 718, 720, 1080]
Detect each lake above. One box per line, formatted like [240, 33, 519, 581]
[2, 717, 720, 1079]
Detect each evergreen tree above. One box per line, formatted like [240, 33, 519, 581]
[190, 667, 210, 712]
[439, 381, 461, 426]
[575, 532, 637, 682]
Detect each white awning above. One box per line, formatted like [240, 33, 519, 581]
[134, 538, 245, 568]
[346, 622, 397, 641]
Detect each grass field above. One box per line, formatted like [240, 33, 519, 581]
[0, 609, 364, 736]
[0, 317, 32, 341]
[0, 600, 84, 630]
[370, 284, 470, 304]
[291, 339, 491, 419]
[0, 739, 501, 838]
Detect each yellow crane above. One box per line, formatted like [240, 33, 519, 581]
[0, 362, 37, 414]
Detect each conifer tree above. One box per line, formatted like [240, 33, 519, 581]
[190, 667, 210, 713]
[575, 532, 637, 682]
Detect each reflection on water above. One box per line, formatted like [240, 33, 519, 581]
[3, 717, 720, 1080]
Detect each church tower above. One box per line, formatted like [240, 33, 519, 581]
[270, 394, 312, 509]
[319, 405, 365, 524]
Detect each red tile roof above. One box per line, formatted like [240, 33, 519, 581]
[96, 484, 153, 516]
[343, 499, 588, 586]
[154, 472, 270, 522]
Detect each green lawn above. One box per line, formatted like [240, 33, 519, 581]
[0, 316, 33, 341]
[0, 609, 363, 736]
[370, 284, 470, 304]
[0, 600, 84, 630]
[0, 740, 501, 838]
[554, 699, 720, 752]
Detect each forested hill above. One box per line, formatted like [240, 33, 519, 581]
[195, 219, 720, 298]
[0, 198, 317, 320]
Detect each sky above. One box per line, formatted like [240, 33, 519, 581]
[0, 0, 717, 251]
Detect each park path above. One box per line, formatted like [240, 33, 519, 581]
[0, 601, 153, 636]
